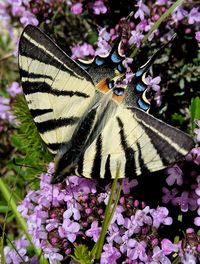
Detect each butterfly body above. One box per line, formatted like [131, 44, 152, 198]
[18, 25, 194, 183]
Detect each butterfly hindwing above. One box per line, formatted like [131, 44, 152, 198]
[77, 106, 194, 179]
[19, 25, 98, 154]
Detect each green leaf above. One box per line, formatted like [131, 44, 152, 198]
[190, 97, 200, 132]
[171, 113, 185, 125]
[71, 245, 93, 264]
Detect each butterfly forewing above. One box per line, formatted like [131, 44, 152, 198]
[19, 25, 97, 154]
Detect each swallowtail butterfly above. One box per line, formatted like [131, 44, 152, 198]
[18, 25, 194, 184]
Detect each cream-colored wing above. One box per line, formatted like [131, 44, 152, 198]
[19, 25, 96, 154]
[77, 107, 194, 179]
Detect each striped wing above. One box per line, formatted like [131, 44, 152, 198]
[19, 25, 96, 154]
[77, 106, 194, 179]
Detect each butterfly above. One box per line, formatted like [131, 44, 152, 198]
[18, 25, 194, 184]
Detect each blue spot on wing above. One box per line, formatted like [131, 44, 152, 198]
[95, 56, 105, 66]
[135, 68, 145, 77]
[117, 63, 126, 73]
[135, 83, 146, 92]
[137, 98, 150, 111]
[111, 50, 122, 63]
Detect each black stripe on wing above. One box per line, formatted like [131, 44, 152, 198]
[136, 142, 150, 175]
[30, 108, 53, 118]
[91, 135, 102, 178]
[19, 68, 53, 80]
[20, 36, 70, 74]
[117, 117, 137, 178]
[104, 155, 112, 179]
[46, 142, 61, 152]
[133, 108, 195, 163]
[22, 81, 89, 98]
[19, 25, 94, 83]
[35, 117, 79, 134]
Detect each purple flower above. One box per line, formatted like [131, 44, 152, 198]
[171, 6, 188, 24]
[107, 223, 122, 244]
[181, 251, 197, 264]
[122, 178, 138, 194]
[92, 0, 107, 15]
[70, 3, 83, 15]
[134, 0, 150, 20]
[146, 75, 162, 106]
[100, 244, 121, 264]
[188, 8, 200, 24]
[155, 0, 172, 6]
[174, 191, 198, 212]
[111, 205, 125, 225]
[95, 27, 111, 55]
[194, 216, 200, 226]
[85, 221, 101, 242]
[59, 218, 80, 243]
[127, 241, 148, 262]
[166, 164, 183, 186]
[7, 81, 22, 97]
[161, 239, 179, 255]
[150, 207, 172, 228]
[146, 76, 161, 92]
[194, 120, 200, 142]
[3, 236, 30, 264]
[0, 96, 15, 123]
[71, 43, 95, 60]
[128, 30, 144, 47]
[195, 31, 200, 43]
[124, 218, 138, 237]
[151, 246, 171, 264]
[42, 242, 63, 263]
[162, 187, 178, 204]
[20, 10, 39, 26]
[63, 204, 81, 221]
[186, 148, 200, 165]
[134, 206, 152, 226]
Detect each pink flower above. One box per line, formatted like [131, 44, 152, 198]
[134, 0, 150, 20]
[59, 218, 80, 243]
[20, 11, 38, 26]
[7, 81, 22, 97]
[71, 43, 95, 60]
[122, 178, 138, 194]
[101, 244, 121, 264]
[92, 0, 107, 15]
[186, 148, 200, 165]
[70, 3, 83, 15]
[150, 207, 172, 228]
[188, 8, 200, 24]
[195, 31, 200, 43]
[166, 165, 183, 186]
[85, 221, 101, 242]
[128, 30, 144, 47]
[161, 239, 179, 255]
[194, 120, 200, 141]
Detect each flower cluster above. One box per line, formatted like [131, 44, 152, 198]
[162, 133, 200, 226]
[4, 161, 195, 263]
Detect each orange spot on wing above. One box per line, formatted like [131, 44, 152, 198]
[96, 79, 110, 93]
[112, 93, 125, 104]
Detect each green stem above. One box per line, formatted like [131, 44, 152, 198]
[130, 0, 184, 58]
[91, 166, 122, 260]
[0, 178, 48, 264]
